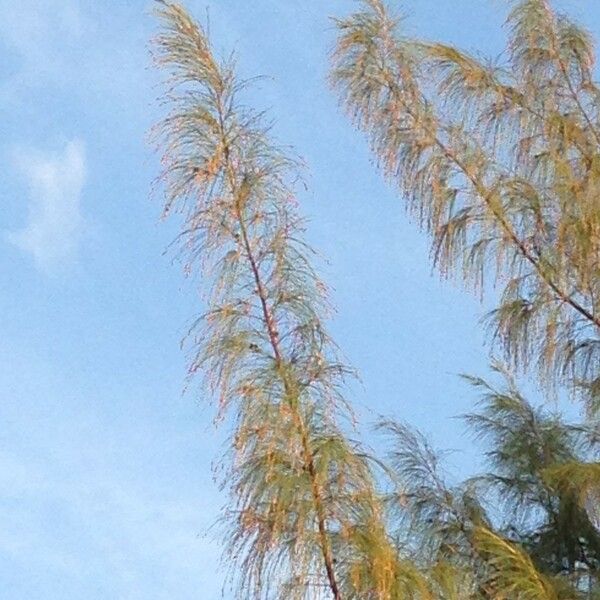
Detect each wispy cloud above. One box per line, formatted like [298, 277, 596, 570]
[6, 139, 86, 273]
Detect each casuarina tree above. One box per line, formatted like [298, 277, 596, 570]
[152, 1, 600, 597]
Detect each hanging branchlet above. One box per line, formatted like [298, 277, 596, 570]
[151, 3, 417, 598]
[377, 419, 491, 583]
[471, 527, 568, 600]
[379, 363, 600, 597]
[462, 364, 600, 592]
[150, 2, 598, 598]
[331, 0, 600, 411]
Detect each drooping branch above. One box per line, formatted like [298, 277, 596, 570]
[151, 3, 405, 598]
[331, 0, 600, 406]
[221, 119, 343, 600]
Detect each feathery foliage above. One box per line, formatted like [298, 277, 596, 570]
[331, 0, 600, 410]
[151, 1, 600, 598]
[152, 3, 421, 598]
[331, 2, 600, 592]
[464, 368, 600, 585]
[381, 367, 600, 597]
[472, 527, 563, 600]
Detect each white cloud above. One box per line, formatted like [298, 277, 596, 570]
[6, 139, 86, 273]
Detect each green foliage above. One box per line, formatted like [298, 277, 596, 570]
[152, 0, 600, 598]
[378, 419, 489, 570]
[152, 3, 415, 598]
[331, 0, 600, 411]
[544, 462, 600, 509]
[380, 367, 600, 596]
[472, 527, 563, 600]
[330, 2, 600, 591]
[463, 369, 600, 586]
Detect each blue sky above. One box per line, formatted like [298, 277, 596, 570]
[1, 0, 597, 598]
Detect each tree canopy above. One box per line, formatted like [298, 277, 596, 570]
[332, 0, 600, 411]
[152, 1, 600, 598]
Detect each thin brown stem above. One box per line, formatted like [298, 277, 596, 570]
[380, 67, 600, 331]
[235, 196, 342, 600]
[216, 92, 342, 600]
[436, 138, 600, 330]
